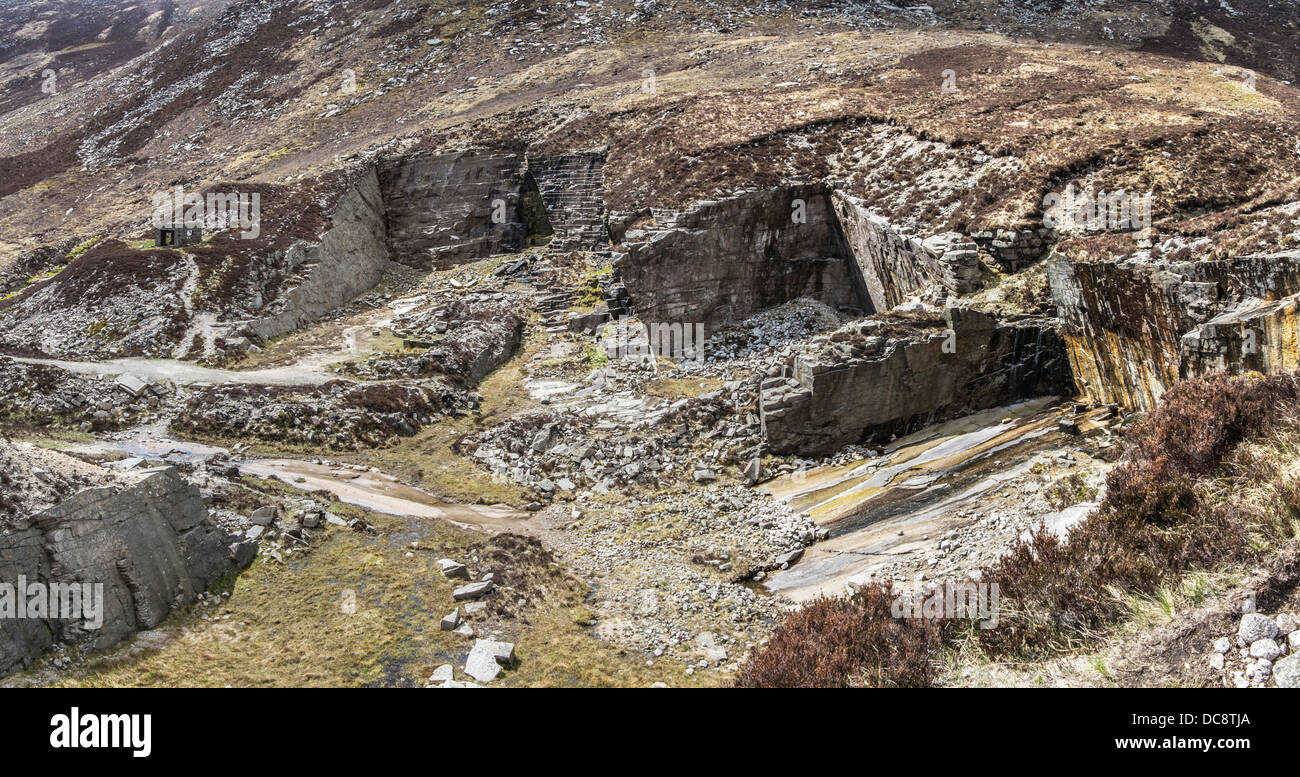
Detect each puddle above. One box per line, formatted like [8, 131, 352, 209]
[239, 459, 532, 534]
[14, 356, 339, 386]
[74, 429, 530, 535]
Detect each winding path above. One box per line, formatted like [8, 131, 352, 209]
[12, 355, 340, 386]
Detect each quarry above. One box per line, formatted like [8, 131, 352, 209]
[1, 0, 1300, 695]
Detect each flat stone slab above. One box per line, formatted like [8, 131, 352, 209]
[427, 664, 454, 685]
[250, 506, 276, 525]
[453, 581, 495, 600]
[114, 374, 148, 397]
[464, 639, 516, 683]
[438, 558, 468, 579]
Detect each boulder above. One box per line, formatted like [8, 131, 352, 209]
[1238, 613, 1278, 643]
[438, 558, 469, 579]
[427, 664, 454, 685]
[1249, 638, 1283, 662]
[440, 608, 461, 631]
[1273, 654, 1300, 688]
[464, 639, 516, 683]
[250, 506, 277, 526]
[453, 581, 496, 601]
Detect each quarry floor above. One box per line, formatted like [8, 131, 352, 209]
[1, 273, 1135, 688]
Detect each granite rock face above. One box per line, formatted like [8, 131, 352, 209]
[380, 147, 534, 270]
[615, 185, 871, 331]
[245, 168, 391, 342]
[761, 307, 1072, 455]
[0, 449, 251, 677]
[1048, 249, 1300, 410]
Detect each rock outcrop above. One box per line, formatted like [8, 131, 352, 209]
[615, 185, 871, 331]
[613, 186, 1008, 333]
[1049, 249, 1300, 410]
[0, 443, 252, 677]
[1180, 294, 1300, 381]
[244, 168, 391, 342]
[380, 147, 537, 269]
[761, 307, 1072, 455]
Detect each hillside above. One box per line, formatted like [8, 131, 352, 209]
[1, 0, 1299, 693]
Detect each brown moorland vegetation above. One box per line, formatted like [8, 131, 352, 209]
[739, 371, 1300, 687]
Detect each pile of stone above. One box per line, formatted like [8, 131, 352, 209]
[0, 241, 190, 360]
[691, 297, 846, 365]
[970, 227, 1053, 272]
[172, 378, 468, 449]
[461, 384, 764, 497]
[548, 485, 822, 663]
[338, 291, 525, 384]
[0, 441, 106, 525]
[1210, 611, 1300, 688]
[0, 358, 168, 431]
[206, 498, 341, 566]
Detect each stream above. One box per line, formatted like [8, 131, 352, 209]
[75, 429, 529, 534]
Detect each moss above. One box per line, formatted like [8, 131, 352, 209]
[581, 341, 609, 369]
[66, 236, 100, 260]
[574, 263, 613, 309]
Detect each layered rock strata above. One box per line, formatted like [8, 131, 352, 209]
[761, 307, 1072, 455]
[379, 147, 532, 270]
[0, 445, 252, 676]
[1048, 249, 1300, 410]
[528, 147, 608, 251]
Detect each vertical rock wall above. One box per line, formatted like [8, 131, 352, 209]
[245, 168, 391, 342]
[1049, 250, 1300, 410]
[379, 147, 530, 269]
[1181, 294, 1300, 379]
[615, 185, 871, 331]
[832, 192, 941, 311]
[528, 147, 608, 251]
[761, 307, 1072, 456]
[832, 193, 981, 308]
